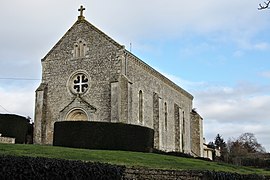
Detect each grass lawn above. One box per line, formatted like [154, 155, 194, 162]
[0, 143, 269, 176]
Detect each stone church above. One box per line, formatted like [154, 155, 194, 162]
[34, 6, 204, 157]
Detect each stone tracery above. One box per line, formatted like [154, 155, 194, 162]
[68, 71, 89, 95]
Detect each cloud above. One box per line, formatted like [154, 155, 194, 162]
[260, 71, 270, 78]
[0, 84, 38, 118]
[85, 0, 270, 47]
[193, 83, 270, 122]
[191, 82, 270, 152]
[254, 42, 270, 50]
[160, 71, 270, 124]
[158, 70, 270, 151]
[157, 71, 206, 91]
[204, 120, 270, 152]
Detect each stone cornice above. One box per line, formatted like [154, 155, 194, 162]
[125, 50, 193, 100]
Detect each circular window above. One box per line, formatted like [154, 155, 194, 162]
[68, 71, 89, 95]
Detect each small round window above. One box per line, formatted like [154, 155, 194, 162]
[68, 71, 89, 95]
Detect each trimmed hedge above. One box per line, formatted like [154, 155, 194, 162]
[53, 121, 154, 152]
[0, 155, 268, 180]
[0, 155, 124, 180]
[239, 157, 270, 170]
[0, 114, 30, 143]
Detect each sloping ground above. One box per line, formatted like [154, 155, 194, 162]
[0, 143, 270, 178]
[1, 155, 268, 180]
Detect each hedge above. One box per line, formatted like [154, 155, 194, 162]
[0, 155, 267, 180]
[0, 155, 124, 180]
[53, 121, 154, 152]
[0, 114, 30, 143]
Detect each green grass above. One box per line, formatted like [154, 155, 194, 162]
[0, 143, 269, 176]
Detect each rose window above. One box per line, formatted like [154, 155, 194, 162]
[69, 72, 89, 95]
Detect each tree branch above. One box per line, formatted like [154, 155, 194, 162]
[258, 0, 270, 10]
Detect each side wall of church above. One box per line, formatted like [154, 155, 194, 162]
[125, 53, 193, 153]
[36, 21, 123, 144]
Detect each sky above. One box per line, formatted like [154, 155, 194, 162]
[0, 0, 270, 152]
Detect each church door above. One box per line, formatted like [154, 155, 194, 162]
[65, 109, 88, 121]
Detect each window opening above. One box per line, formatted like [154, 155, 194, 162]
[139, 90, 143, 124]
[165, 102, 168, 130]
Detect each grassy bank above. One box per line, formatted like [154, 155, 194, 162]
[0, 143, 269, 176]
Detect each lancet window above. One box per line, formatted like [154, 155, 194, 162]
[139, 90, 143, 124]
[73, 39, 87, 58]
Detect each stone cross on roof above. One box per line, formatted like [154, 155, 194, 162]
[78, 5, 86, 20]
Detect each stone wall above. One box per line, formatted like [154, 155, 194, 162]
[125, 51, 193, 153]
[0, 137, 15, 144]
[124, 168, 203, 180]
[35, 19, 123, 144]
[124, 168, 269, 180]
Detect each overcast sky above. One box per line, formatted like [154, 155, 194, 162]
[0, 0, 270, 152]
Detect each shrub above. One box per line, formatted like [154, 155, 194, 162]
[0, 155, 124, 180]
[0, 114, 29, 143]
[53, 121, 154, 152]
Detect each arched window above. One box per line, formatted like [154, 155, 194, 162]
[182, 111, 185, 151]
[139, 90, 143, 124]
[73, 39, 87, 58]
[165, 102, 168, 130]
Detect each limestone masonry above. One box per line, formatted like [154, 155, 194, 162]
[34, 6, 203, 156]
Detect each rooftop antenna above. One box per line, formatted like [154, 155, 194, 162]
[130, 42, 132, 52]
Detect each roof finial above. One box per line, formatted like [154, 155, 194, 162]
[78, 5, 86, 20]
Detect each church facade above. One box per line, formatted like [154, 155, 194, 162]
[34, 7, 203, 156]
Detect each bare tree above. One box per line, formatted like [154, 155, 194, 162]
[238, 132, 265, 153]
[258, 0, 270, 10]
[227, 133, 267, 166]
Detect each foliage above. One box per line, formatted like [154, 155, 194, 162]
[207, 134, 228, 161]
[214, 134, 229, 161]
[0, 114, 32, 144]
[210, 132, 268, 168]
[214, 134, 226, 150]
[240, 153, 270, 169]
[53, 121, 154, 152]
[0, 155, 124, 180]
[238, 133, 265, 153]
[228, 133, 265, 156]
[227, 133, 266, 166]
[0, 143, 270, 176]
[1, 154, 268, 180]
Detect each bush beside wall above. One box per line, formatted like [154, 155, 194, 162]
[0, 155, 124, 180]
[0, 114, 30, 143]
[53, 121, 154, 152]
